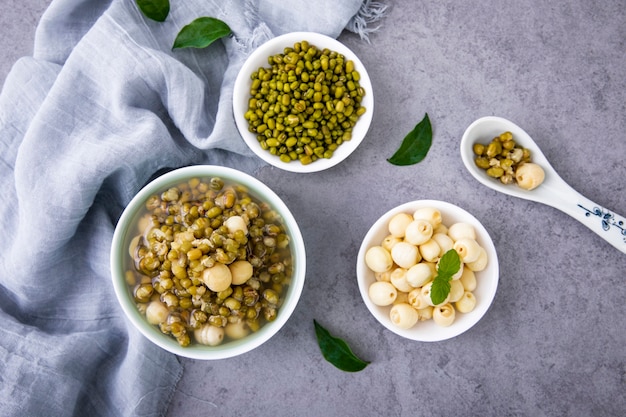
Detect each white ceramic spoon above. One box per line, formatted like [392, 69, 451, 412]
[460, 116, 626, 255]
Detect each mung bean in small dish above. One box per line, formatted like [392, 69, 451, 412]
[111, 166, 306, 360]
[233, 32, 374, 173]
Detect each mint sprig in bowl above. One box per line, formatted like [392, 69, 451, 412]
[356, 200, 499, 342]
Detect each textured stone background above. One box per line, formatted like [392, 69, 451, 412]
[3, 1, 624, 416]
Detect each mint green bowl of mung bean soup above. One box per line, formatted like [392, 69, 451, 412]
[110, 165, 306, 359]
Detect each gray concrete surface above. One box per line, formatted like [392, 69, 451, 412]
[3, 1, 625, 416]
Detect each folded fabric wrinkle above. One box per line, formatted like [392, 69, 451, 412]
[0, 0, 387, 416]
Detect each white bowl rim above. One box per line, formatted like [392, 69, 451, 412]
[356, 199, 499, 342]
[110, 165, 306, 359]
[233, 31, 374, 173]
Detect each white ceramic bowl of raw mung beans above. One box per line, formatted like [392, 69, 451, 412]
[110, 165, 306, 359]
[233, 31, 374, 173]
[356, 200, 499, 342]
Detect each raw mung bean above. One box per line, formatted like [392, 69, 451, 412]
[244, 40, 367, 165]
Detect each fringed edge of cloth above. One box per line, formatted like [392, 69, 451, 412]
[345, 0, 390, 42]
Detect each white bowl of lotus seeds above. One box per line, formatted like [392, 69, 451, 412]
[233, 31, 373, 173]
[356, 200, 499, 342]
[110, 165, 306, 359]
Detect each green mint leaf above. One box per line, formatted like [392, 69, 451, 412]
[437, 249, 461, 277]
[173, 17, 232, 50]
[429, 249, 461, 305]
[136, 0, 170, 22]
[430, 277, 451, 306]
[314, 320, 369, 372]
[387, 113, 432, 166]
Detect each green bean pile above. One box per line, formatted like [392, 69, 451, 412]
[244, 40, 367, 165]
[473, 131, 532, 184]
[125, 177, 293, 347]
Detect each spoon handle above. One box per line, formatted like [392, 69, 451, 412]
[545, 179, 626, 254]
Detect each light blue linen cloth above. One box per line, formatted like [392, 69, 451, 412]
[0, 0, 386, 415]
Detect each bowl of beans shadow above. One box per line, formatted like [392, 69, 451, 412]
[110, 165, 306, 359]
[356, 200, 499, 342]
[233, 31, 374, 173]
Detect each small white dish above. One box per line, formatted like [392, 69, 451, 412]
[356, 200, 499, 342]
[461, 116, 626, 254]
[233, 31, 373, 173]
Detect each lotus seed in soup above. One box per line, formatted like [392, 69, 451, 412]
[473, 131, 545, 190]
[124, 176, 293, 347]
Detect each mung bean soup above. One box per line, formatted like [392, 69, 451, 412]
[124, 176, 293, 347]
